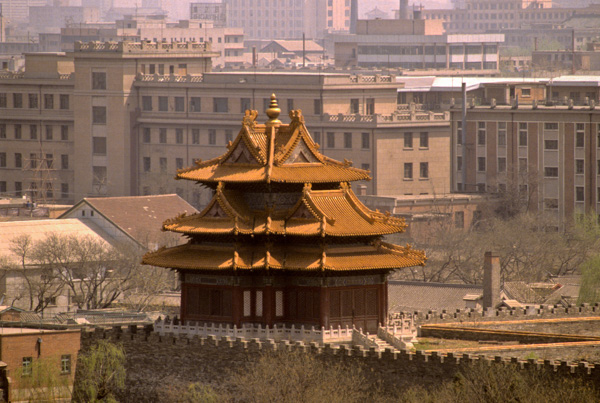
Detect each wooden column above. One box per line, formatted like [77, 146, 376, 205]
[232, 286, 243, 327]
[263, 283, 274, 327]
[320, 286, 330, 329]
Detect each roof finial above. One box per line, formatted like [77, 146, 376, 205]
[266, 93, 281, 126]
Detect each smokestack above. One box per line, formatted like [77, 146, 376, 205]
[350, 0, 358, 33]
[483, 252, 500, 309]
[399, 0, 409, 19]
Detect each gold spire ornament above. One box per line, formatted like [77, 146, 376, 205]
[265, 93, 281, 126]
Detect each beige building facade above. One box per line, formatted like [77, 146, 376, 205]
[0, 47, 451, 208]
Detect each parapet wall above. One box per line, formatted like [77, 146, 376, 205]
[81, 325, 600, 402]
[403, 303, 600, 325]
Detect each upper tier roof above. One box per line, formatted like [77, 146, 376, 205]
[162, 182, 407, 237]
[142, 241, 425, 272]
[176, 96, 371, 184]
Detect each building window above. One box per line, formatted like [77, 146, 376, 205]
[61, 154, 68, 170]
[519, 122, 527, 146]
[420, 162, 429, 178]
[477, 122, 486, 145]
[176, 158, 184, 170]
[209, 129, 217, 145]
[13, 93, 22, 108]
[15, 181, 22, 196]
[60, 94, 69, 110]
[262, 98, 270, 112]
[93, 137, 107, 155]
[142, 96, 152, 111]
[404, 163, 413, 179]
[159, 128, 167, 144]
[420, 132, 429, 148]
[361, 163, 370, 171]
[30, 153, 37, 169]
[454, 211, 464, 228]
[14, 124, 21, 139]
[213, 98, 228, 113]
[498, 157, 506, 172]
[350, 98, 359, 114]
[143, 128, 151, 143]
[286, 98, 294, 112]
[45, 126, 53, 140]
[92, 72, 106, 90]
[344, 132, 352, 149]
[92, 106, 106, 124]
[160, 157, 167, 173]
[576, 186, 584, 202]
[327, 132, 335, 148]
[158, 96, 168, 111]
[366, 98, 374, 114]
[477, 157, 486, 172]
[143, 157, 151, 172]
[61, 183, 69, 199]
[44, 94, 54, 109]
[14, 153, 22, 168]
[225, 130, 233, 143]
[175, 97, 185, 112]
[521, 88, 531, 97]
[0, 124, 5, 139]
[314, 99, 322, 115]
[457, 122, 462, 145]
[30, 125, 37, 140]
[544, 140, 558, 150]
[576, 159, 584, 175]
[192, 129, 200, 144]
[22, 357, 32, 376]
[404, 132, 413, 148]
[29, 93, 38, 109]
[45, 182, 53, 198]
[576, 123, 585, 148]
[519, 158, 527, 173]
[361, 132, 370, 149]
[498, 122, 507, 146]
[457, 156, 462, 171]
[0, 93, 6, 108]
[61, 125, 68, 141]
[544, 122, 558, 130]
[0, 181, 5, 193]
[240, 98, 251, 113]
[544, 167, 558, 177]
[190, 97, 201, 112]
[176, 128, 184, 144]
[313, 131, 321, 145]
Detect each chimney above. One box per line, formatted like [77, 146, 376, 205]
[350, 0, 358, 34]
[399, 0, 409, 19]
[482, 251, 500, 309]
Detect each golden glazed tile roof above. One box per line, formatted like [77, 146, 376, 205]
[142, 241, 426, 272]
[162, 183, 407, 237]
[176, 108, 371, 184]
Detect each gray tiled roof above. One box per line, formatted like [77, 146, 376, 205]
[388, 281, 483, 313]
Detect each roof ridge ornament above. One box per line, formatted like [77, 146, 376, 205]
[242, 109, 258, 127]
[265, 93, 281, 127]
[289, 109, 305, 124]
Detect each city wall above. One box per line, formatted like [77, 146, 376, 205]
[81, 325, 600, 402]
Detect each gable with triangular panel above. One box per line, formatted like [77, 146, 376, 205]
[282, 138, 320, 165]
[222, 138, 262, 165]
[202, 199, 230, 218]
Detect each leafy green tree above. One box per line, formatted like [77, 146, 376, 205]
[73, 340, 126, 403]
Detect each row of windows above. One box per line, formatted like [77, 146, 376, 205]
[403, 162, 429, 180]
[0, 124, 69, 141]
[141, 96, 375, 116]
[0, 93, 69, 110]
[469, 122, 593, 148]
[142, 156, 186, 173]
[403, 132, 429, 149]
[313, 131, 371, 149]
[21, 355, 71, 377]
[0, 153, 69, 169]
[142, 128, 232, 145]
[0, 181, 70, 199]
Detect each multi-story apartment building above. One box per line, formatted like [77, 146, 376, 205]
[189, 2, 228, 27]
[0, 41, 217, 205]
[223, 0, 350, 40]
[0, 0, 46, 25]
[0, 43, 451, 208]
[332, 19, 503, 70]
[450, 98, 600, 222]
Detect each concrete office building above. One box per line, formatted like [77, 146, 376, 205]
[0, 43, 451, 207]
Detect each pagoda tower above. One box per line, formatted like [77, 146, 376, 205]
[143, 95, 425, 334]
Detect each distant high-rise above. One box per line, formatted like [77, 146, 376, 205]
[0, 0, 46, 25]
[223, 0, 351, 40]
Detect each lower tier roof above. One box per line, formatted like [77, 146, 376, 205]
[142, 242, 425, 272]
